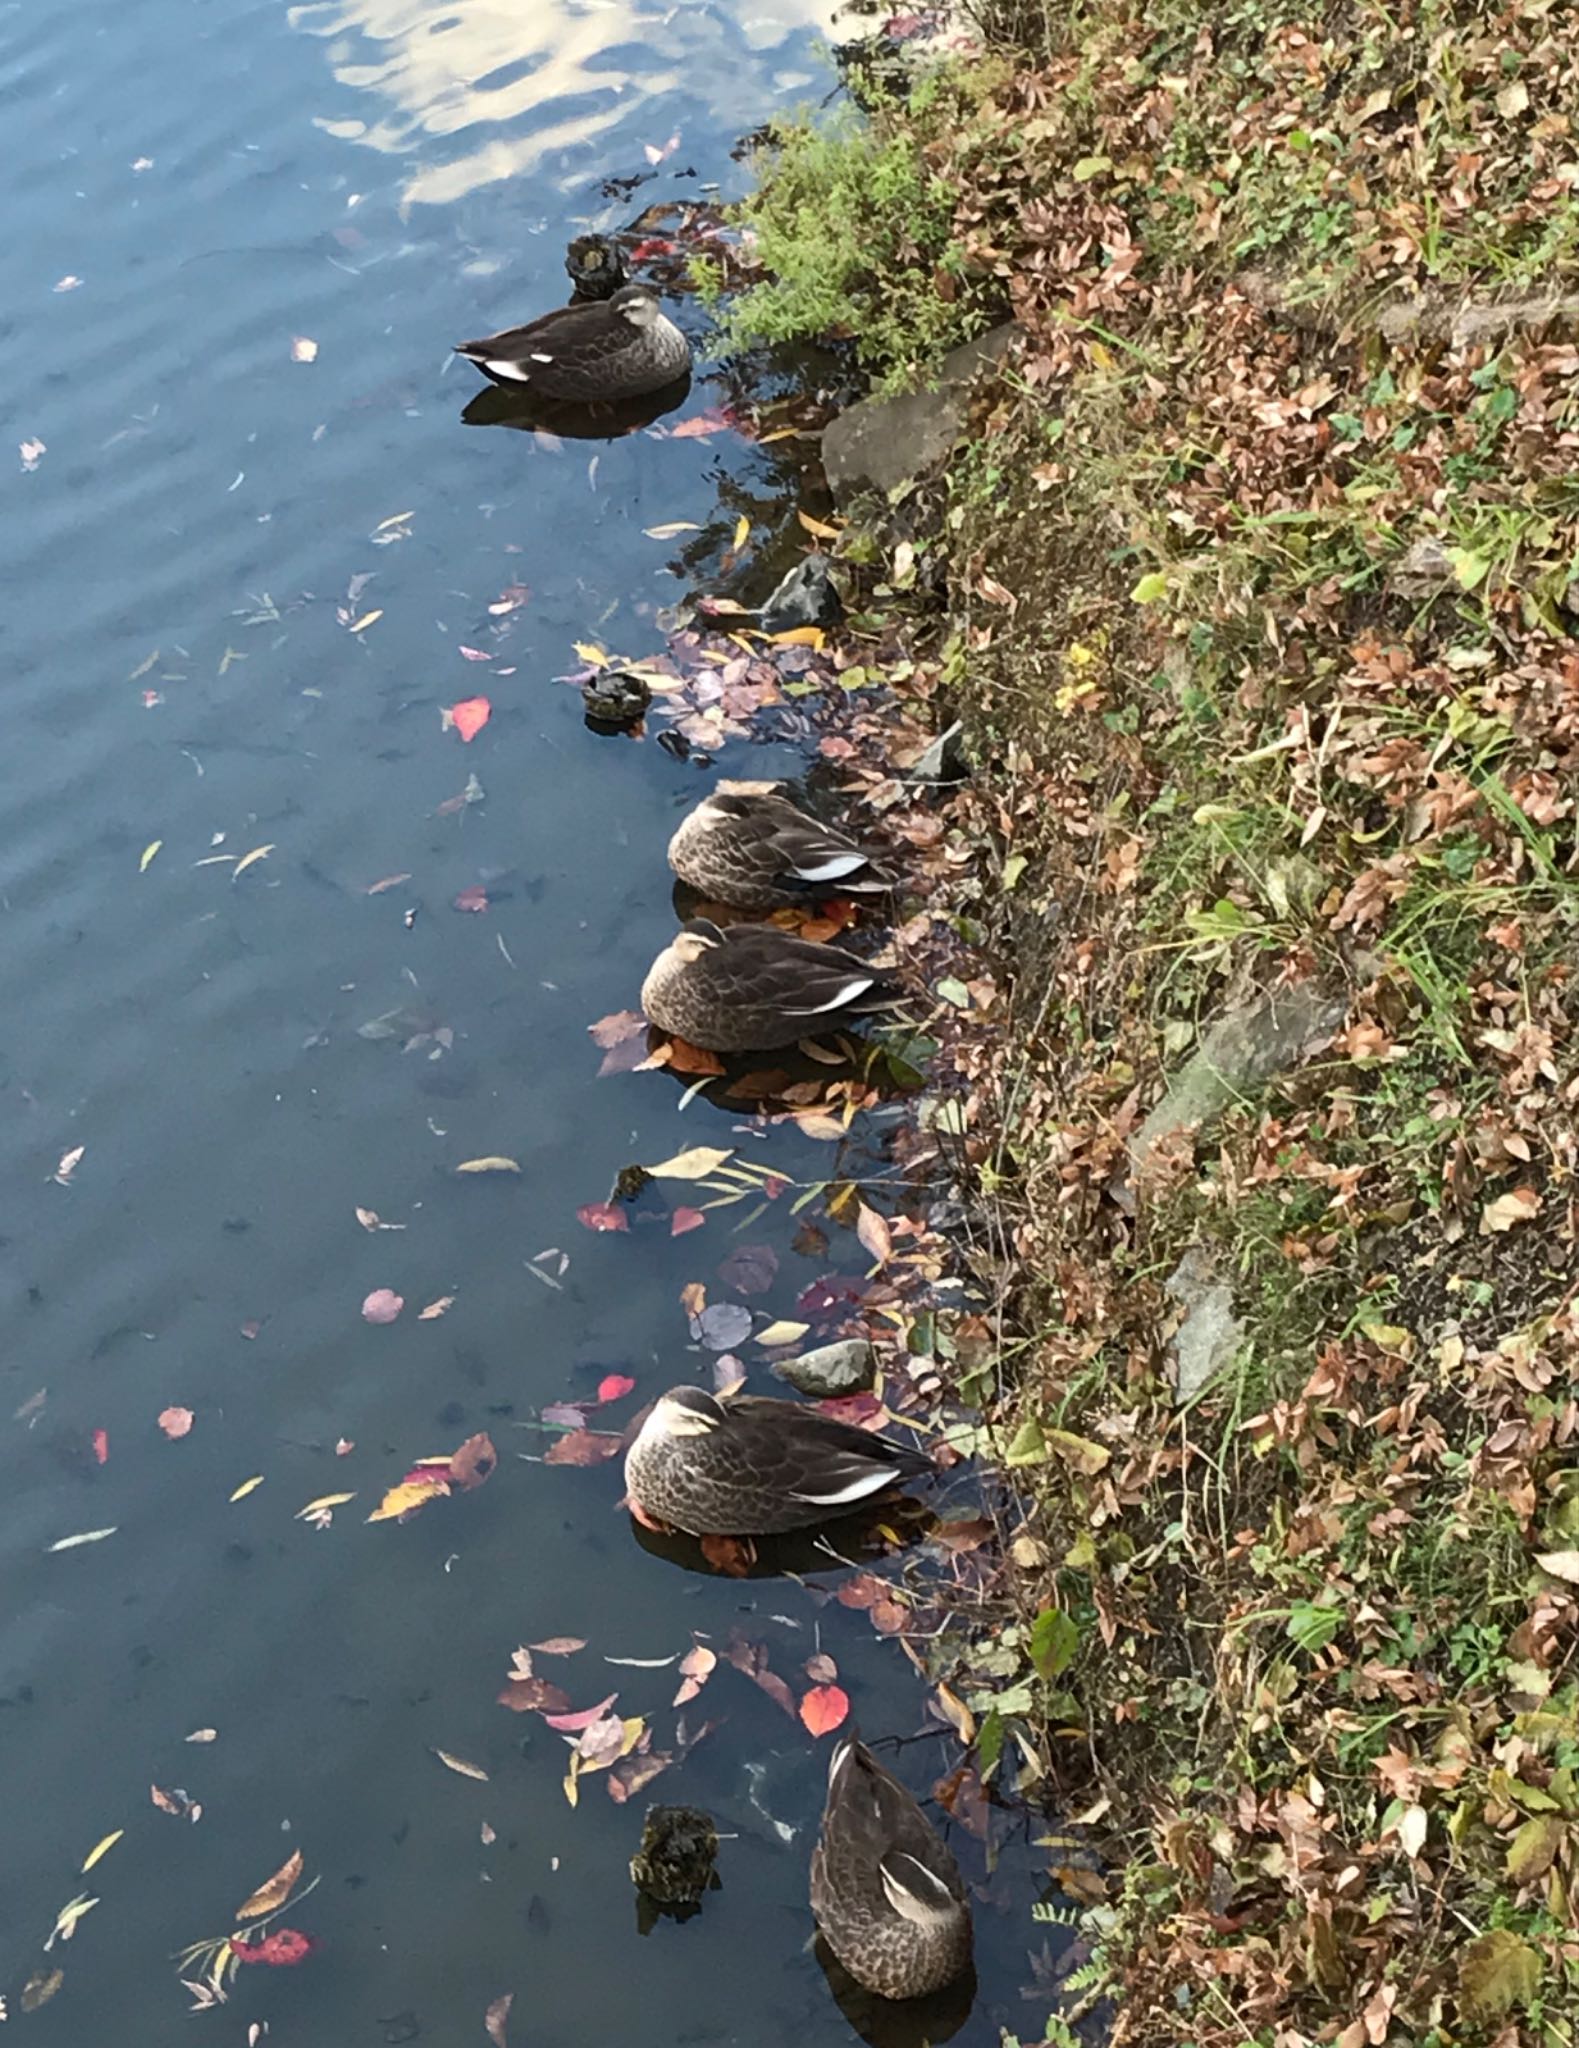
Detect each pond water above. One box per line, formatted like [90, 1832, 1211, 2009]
[1, 0, 1069, 2040]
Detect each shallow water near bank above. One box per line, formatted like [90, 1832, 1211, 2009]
[1, 0, 1069, 2038]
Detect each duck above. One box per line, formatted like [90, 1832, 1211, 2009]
[454, 284, 690, 401]
[640, 918, 899, 1052]
[624, 1384, 932, 1536]
[811, 1734, 972, 2000]
[667, 783, 893, 911]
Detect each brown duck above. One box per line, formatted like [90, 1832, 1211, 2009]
[454, 284, 689, 400]
[811, 1734, 973, 1999]
[667, 781, 892, 911]
[639, 918, 898, 1052]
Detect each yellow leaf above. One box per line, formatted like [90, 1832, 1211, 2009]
[646, 1144, 734, 1180]
[757, 426, 800, 443]
[229, 1475, 265, 1502]
[619, 1717, 645, 1758]
[232, 844, 274, 880]
[1044, 1428, 1111, 1476]
[367, 1475, 449, 1523]
[44, 1895, 97, 1951]
[798, 510, 842, 541]
[563, 1754, 581, 1808]
[454, 1156, 521, 1175]
[573, 641, 608, 668]
[139, 840, 162, 873]
[933, 1681, 976, 1745]
[296, 1493, 356, 1518]
[769, 626, 824, 649]
[732, 515, 750, 552]
[349, 610, 382, 633]
[642, 522, 701, 539]
[432, 1748, 490, 1782]
[236, 1849, 302, 1921]
[81, 1830, 124, 1874]
[755, 1319, 810, 1347]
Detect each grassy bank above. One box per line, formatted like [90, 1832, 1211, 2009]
[723, 4, 1579, 2042]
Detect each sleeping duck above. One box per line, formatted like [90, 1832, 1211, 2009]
[640, 918, 898, 1052]
[667, 783, 892, 912]
[454, 284, 689, 401]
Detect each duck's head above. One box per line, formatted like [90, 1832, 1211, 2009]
[668, 920, 726, 966]
[611, 283, 663, 328]
[645, 1385, 728, 1439]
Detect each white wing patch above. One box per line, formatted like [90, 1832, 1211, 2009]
[880, 1854, 959, 1928]
[791, 852, 867, 882]
[790, 1464, 895, 1506]
[785, 976, 873, 1016]
[482, 358, 533, 382]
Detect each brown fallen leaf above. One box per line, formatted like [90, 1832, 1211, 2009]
[701, 1533, 756, 1577]
[236, 1849, 302, 1922]
[496, 1676, 572, 1715]
[485, 1992, 514, 2047]
[855, 1203, 893, 1264]
[448, 1433, 497, 1490]
[543, 1429, 623, 1466]
[529, 1636, 587, 1656]
[418, 1294, 456, 1320]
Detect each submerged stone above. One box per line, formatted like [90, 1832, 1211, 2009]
[775, 1339, 876, 1397]
[630, 1803, 720, 1909]
[760, 554, 843, 635]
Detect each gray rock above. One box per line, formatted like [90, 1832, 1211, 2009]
[774, 1339, 876, 1398]
[1125, 980, 1347, 1190]
[908, 720, 969, 785]
[820, 323, 1021, 503]
[1164, 1246, 1245, 1404]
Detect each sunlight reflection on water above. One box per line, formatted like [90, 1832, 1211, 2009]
[289, 0, 844, 205]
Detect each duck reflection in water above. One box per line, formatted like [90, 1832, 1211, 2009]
[815, 1938, 977, 2048]
[627, 1496, 932, 1581]
[460, 370, 691, 442]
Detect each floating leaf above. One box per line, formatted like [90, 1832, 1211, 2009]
[140, 839, 163, 873]
[453, 884, 489, 913]
[643, 522, 701, 539]
[445, 696, 492, 743]
[361, 1288, 404, 1324]
[596, 1374, 636, 1405]
[542, 1694, 618, 1733]
[54, 1144, 86, 1185]
[159, 1405, 194, 1439]
[21, 1968, 64, 2011]
[530, 1637, 586, 1656]
[231, 1928, 315, 1966]
[236, 1849, 303, 1922]
[296, 1492, 356, 1519]
[432, 1748, 489, 1782]
[230, 1476, 264, 1502]
[799, 1684, 849, 1736]
[544, 1429, 622, 1466]
[497, 1676, 573, 1714]
[44, 1895, 98, 1950]
[485, 1992, 514, 2047]
[47, 1527, 118, 1553]
[81, 1830, 123, 1874]
[448, 1432, 497, 1489]
[588, 1010, 646, 1049]
[576, 1202, 629, 1233]
[455, 1156, 521, 1176]
[671, 1206, 705, 1236]
[232, 844, 274, 880]
[855, 1204, 892, 1264]
[349, 610, 382, 633]
[674, 1643, 717, 1705]
[368, 1475, 450, 1522]
[418, 1294, 456, 1320]
[718, 1243, 777, 1296]
[693, 1301, 752, 1350]
[755, 1319, 809, 1347]
[647, 1145, 734, 1180]
[291, 335, 318, 362]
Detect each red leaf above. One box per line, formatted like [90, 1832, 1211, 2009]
[670, 1206, 705, 1236]
[230, 1929, 316, 1967]
[453, 884, 489, 913]
[543, 1429, 623, 1466]
[541, 1693, 618, 1732]
[361, 1288, 404, 1324]
[446, 696, 491, 743]
[800, 1684, 850, 1737]
[576, 1202, 629, 1233]
[91, 1427, 109, 1466]
[595, 1374, 636, 1406]
[448, 1431, 497, 1490]
[158, 1406, 194, 1440]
